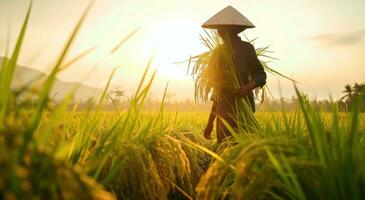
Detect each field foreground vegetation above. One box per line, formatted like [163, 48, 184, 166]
[2, 107, 365, 200]
[1, 3, 365, 200]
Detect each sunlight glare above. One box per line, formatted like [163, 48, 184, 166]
[143, 20, 203, 80]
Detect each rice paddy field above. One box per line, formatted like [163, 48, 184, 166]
[2, 107, 365, 200]
[1, 3, 365, 200]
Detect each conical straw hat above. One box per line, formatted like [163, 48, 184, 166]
[202, 6, 255, 29]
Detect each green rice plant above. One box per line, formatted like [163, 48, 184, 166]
[0, 2, 32, 128]
[99, 143, 167, 200]
[0, 2, 115, 199]
[0, 127, 115, 200]
[195, 138, 305, 199]
[146, 135, 194, 197]
[195, 88, 365, 200]
[57, 61, 208, 199]
[85, 105, 207, 199]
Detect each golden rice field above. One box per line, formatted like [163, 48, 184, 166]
[2, 109, 365, 199]
[1, 4, 365, 199]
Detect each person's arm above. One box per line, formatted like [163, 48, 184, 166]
[204, 102, 217, 139]
[234, 44, 267, 98]
[234, 81, 259, 98]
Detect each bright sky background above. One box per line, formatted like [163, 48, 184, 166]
[1, 0, 365, 100]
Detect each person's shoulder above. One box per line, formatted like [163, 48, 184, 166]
[240, 41, 256, 53]
[240, 40, 254, 48]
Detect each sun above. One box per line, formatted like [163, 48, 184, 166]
[142, 20, 204, 81]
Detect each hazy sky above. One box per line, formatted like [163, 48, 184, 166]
[1, 0, 364, 100]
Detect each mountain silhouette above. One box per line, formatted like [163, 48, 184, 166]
[1, 57, 102, 101]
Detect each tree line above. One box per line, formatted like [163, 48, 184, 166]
[16, 83, 365, 112]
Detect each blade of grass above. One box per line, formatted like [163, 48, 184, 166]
[20, 0, 94, 159]
[0, 1, 32, 127]
[110, 27, 139, 54]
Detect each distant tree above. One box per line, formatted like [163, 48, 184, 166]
[110, 89, 125, 100]
[340, 84, 353, 102]
[108, 89, 125, 111]
[340, 83, 365, 111]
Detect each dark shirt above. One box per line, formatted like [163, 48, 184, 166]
[215, 35, 267, 113]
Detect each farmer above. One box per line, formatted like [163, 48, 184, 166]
[202, 6, 267, 143]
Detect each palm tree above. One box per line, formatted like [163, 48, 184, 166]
[340, 83, 365, 111]
[353, 83, 365, 95]
[113, 90, 125, 98]
[340, 84, 353, 102]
